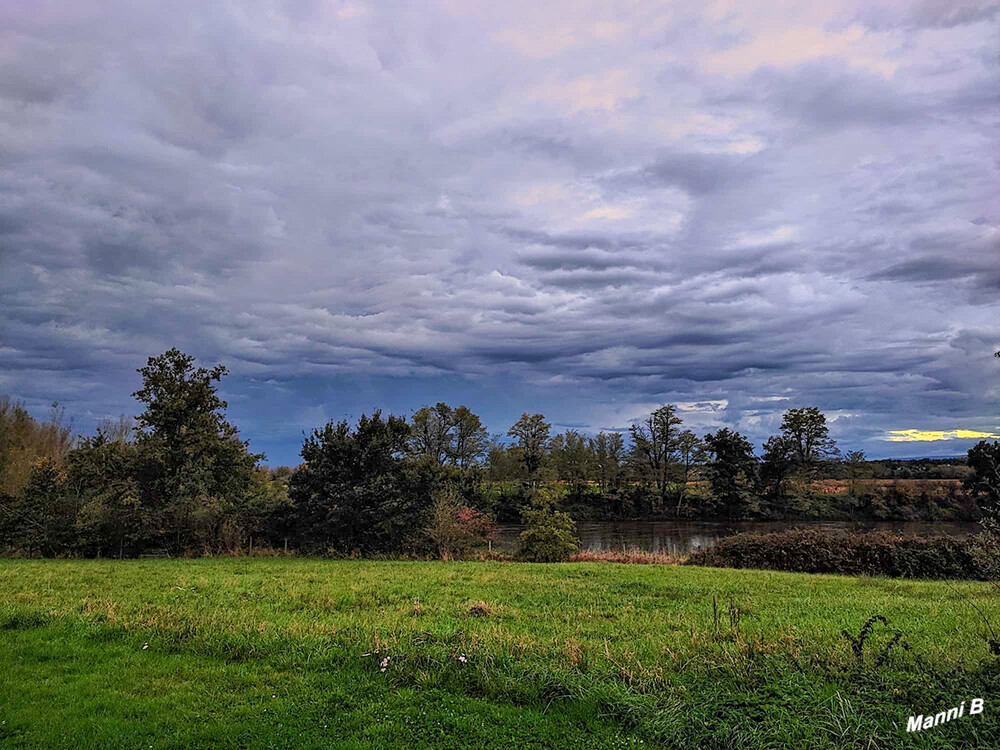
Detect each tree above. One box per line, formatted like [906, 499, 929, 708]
[409, 403, 488, 468]
[549, 430, 593, 492]
[409, 402, 454, 465]
[450, 406, 489, 467]
[629, 405, 683, 509]
[779, 407, 839, 466]
[132, 348, 264, 552]
[485, 434, 520, 482]
[966, 441, 1000, 518]
[703, 428, 757, 518]
[760, 435, 797, 501]
[675, 430, 706, 515]
[507, 413, 551, 485]
[66, 426, 146, 558]
[0, 458, 75, 557]
[844, 450, 870, 499]
[286, 411, 430, 553]
[590, 431, 625, 493]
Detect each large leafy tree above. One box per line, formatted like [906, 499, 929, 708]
[760, 434, 797, 500]
[508, 413, 551, 486]
[674, 430, 706, 515]
[704, 428, 757, 518]
[779, 407, 838, 466]
[410, 403, 455, 465]
[629, 405, 683, 509]
[286, 411, 430, 553]
[132, 348, 264, 551]
[410, 403, 488, 468]
[450, 406, 489, 467]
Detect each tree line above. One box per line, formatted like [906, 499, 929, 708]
[1, 348, 997, 557]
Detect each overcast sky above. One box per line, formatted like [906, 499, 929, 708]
[2, 0, 998, 465]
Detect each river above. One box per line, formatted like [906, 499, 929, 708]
[494, 520, 981, 557]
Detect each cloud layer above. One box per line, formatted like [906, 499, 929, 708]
[2, 0, 998, 463]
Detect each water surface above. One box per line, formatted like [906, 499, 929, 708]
[495, 520, 980, 557]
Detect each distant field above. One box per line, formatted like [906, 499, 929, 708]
[1, 559, 998, 748]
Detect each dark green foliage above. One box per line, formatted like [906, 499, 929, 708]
[66, 430, 150, 557]
[966, 440, 1000, 517]
[285, 411, 432, 554]
[0, 349, 271, 557]
[779, 407, 839, 465]
[0, 372, 989, 560]
[628, 405, 683, 509]
[703, 428, 757, 517]
[132, 349, 264, 553]
[517, 506, 580, 562]
[409, 402, 455, 465]
[0, 458, 76, 557]
[507, 413, 550, 484]
[489, 483, 534, 523]
[409, 403, 490, 468]
[451, 406, 490, 468]
[687, 528, 985, 579]
[759, 434, 796, 500]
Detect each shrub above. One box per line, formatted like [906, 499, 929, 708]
[426, 492, 497, 559]
[517, 507, 579, 562]
[969, 519, 1000, 582]
[686, 528, 984, 580]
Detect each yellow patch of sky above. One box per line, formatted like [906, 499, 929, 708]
[885, 429, 1000, 442]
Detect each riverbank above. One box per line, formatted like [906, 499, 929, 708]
[1, 559, 997, 748]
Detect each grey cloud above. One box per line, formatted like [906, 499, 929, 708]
[0, 0, 997, 463]
[613, 150, 766, 196]
[853, 0, 1000, 30]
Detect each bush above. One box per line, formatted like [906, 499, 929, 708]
[686, 528, 985, 580]
[425, 492, 497, 559]
[969, 519, 1000, 581]
[517, 507, 580, 562]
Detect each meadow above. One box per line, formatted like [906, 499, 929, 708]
[1, 559, 999, 749]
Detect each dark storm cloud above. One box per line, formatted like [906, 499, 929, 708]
[1, 0, 997, 463]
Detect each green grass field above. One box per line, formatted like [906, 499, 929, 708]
[1, 559, 998, 749]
